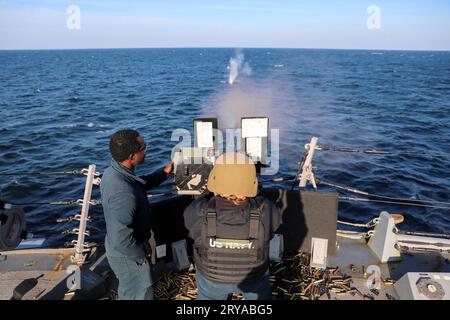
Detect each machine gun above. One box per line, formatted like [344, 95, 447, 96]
[172, 117, 270, 195]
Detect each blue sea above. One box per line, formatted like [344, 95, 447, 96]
[0, 48, 449, 247]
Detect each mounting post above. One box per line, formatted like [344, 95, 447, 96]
[299, 137, 318, 189]
[71, 164, 96, 265]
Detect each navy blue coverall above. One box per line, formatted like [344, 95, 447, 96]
[101, 160, 167, 300]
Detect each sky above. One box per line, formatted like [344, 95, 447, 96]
[1, 0, 449, 50]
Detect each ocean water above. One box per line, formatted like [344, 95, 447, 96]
[0, 48, 449, 247]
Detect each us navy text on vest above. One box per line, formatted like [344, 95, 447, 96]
[209, 238, 254, 249]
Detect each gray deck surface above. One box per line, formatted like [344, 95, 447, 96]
[1, 237, 449, 300]
[0, 248, 74, 300]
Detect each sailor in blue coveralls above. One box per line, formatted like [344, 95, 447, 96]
[101, 129, 173, 300]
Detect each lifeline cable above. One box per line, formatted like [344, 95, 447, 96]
[4, 192, 171, 207]
[316, 145, 450, 159]
[0, 168, 102, 178]
[317, 179, 450, 207]
[0, 170, 86, 176]
[259, 176, 296, 183]
[397, 230, 450, 239]
[339, 196, 450, 210]
[257, 176, 450, 209]
[5, 199, 102, 206]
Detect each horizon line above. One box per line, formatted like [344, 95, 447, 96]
[1, 46, 449, 52]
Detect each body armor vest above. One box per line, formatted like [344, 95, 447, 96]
[194, 197, 269, 283]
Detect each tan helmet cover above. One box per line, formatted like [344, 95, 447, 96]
[207, 152, 258, 197]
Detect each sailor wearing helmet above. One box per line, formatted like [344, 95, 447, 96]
[183, 152, 282, 300]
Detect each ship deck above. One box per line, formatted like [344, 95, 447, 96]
[1, 236, 449, 300]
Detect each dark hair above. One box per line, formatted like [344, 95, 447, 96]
[109, 129, 141, 162]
